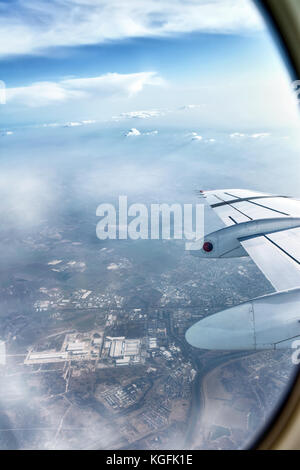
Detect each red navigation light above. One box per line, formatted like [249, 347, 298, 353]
[199, 190, 204, 193]
[203, 241, 213, 252]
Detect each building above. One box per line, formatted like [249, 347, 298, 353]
[124, 339, 140, 356]
[116, 357, 131, 366]
[108, 337, 125, 358]
[67, 342, 85, 352]
[104, 336, 142, 366]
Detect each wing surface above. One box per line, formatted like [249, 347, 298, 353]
[201, 189, 300, 291]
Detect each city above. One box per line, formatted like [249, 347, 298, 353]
[0, 217, 295, 449]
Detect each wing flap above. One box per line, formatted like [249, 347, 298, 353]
[241, 232, 300, 291]
[201, 189, 300, 227]
[201, 189, 300, 291]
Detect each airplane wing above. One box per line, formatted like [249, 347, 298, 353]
[199, 189, 300, 291]
[186, 189, 300, 350]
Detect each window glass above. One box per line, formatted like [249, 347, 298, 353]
[0, 0, 299, 450]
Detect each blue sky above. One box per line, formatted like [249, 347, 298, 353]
[1, 33, 278, 87]
[0, 0, 299, 129]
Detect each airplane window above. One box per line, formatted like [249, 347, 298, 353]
[0, 0, 300, 450]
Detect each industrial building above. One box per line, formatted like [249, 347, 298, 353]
[24, 331, 103, 365]
[104, 337, 142, 366]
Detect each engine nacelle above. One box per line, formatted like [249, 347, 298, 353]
[189, 217, 300, 258]
[185, 288, 300, 350]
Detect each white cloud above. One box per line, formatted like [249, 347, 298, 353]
[6, 72, 163, 107]
[250, 132, 271, 139]
[81, 120, 97, 125]
[229, 132, 271, 139]
[125, 128, 158, 137]
[42, 119, 96, 128]
[113, 109, 165, 120]
[1, 130, 13, 136]
[144, 130, 158, 135]
[190, 132, 203, 142]
[230, 132, 246, 138]
[42, 122, 60, 128]
[0, 168, 59, 227]
[0, 0, 263, 57]
[179, 104, 203, 110]
[125, 128, 141, 137]
[7, 81, 83, 107]
[64, 121, 84, 127]
[114, 105, 207, 121]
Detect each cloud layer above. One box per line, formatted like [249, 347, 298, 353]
[113, 109, 165, 120]
[230, 132, 271, 139]
[6, 72, 163, 107]
[0, 0, 263, 57]
[125, 128, 158, 137]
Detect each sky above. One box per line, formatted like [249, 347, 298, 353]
[0, 0, 299, 129]
[1, 0, 300, 233]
